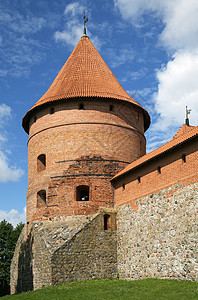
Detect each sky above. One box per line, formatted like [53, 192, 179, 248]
[0, 0, 198, 226]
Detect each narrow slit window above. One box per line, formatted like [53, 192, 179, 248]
[50, 107, 55, 114]
[104, 214, 110, 230]
[110, 105, 114, 112]
[34, 116, 37, 123]
[37, 190, 46, 207]
[37, 154, 46, 172]
[79, 103, 84, 110]
[182, 154, 186, 163]
[76, 185, 89, 201]
[122, 183, 125, 190]
[137, 176, 141, 183]
[157, 166, 161, 174]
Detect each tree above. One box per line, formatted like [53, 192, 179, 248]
[0, 220, 24, 296]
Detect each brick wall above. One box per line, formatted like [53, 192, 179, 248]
[26, 98, 145, 223]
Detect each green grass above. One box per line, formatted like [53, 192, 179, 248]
[2, 279, 198, 300]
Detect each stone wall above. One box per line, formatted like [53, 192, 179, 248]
[117, 181, 198, 281]
[11, 210, 117, 294]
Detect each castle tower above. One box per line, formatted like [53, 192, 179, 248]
[22, 35, 150, 225]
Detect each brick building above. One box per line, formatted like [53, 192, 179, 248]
[10, 33, 198, 294]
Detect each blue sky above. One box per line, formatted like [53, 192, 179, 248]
[0, 0, 198, 226]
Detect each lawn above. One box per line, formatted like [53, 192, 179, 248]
[2, 279, 198, 300]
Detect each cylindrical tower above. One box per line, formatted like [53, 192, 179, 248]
[22, 35, 150, 224]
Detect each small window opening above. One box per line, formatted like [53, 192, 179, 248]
[79, 103, 84, 110]
[104, 214, 110, 230]
[140, 141, 142, 151]
[50, 107, 54, 114]
[37, 190, 46, 207]
[76, 185, 89, 201]
[122, 183, 125, 190]
[182, 154, 186, 163]
[157, 166, 161, 174]
[34, 116, 37, 123]
[37, 154, 46, 172]
[137, 176, 141, 183]
[110, 105, 114, 112]
[137, 112, 140, 121]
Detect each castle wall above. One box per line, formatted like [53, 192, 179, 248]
[113, 137, 198, 281]
[11, 211, 117, 294]
[117, 179, 198, 281]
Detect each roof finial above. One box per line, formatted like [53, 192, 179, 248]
[83, 12, 88, 36]
[185, 105, 191, 126]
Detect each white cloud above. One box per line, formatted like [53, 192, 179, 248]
[154, 50, 198, 130]
[0, 104, 24, 182]
[0, 207, 26, 227]
[115, 0, 198, 141]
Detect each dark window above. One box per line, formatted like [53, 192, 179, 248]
[157, 166, 161, 174]
[182, 154, 186, 163]
[79, 103, 84, 110]
[50, 107, 55, 114]
[137, 176, 141, 183]
[122, 183, 125, 190]
[34, 116, 37, 123]
[104, 214, 110, 230]
[110, 105, 114, 112]
[37, 190, 46, 207]
[37, 154, 46, 172]
[76, 185, 89, 201]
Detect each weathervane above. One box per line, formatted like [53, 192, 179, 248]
[185, 106, 191, 126]
[83, 12, 88, 36]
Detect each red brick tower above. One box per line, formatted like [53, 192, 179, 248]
[22, 35, 150, 224]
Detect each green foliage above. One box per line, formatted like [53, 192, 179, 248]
[1, 279, 198, 300]
[0, 220, 24, 297]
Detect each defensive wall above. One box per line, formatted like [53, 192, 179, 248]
[112, 128, 198, 282]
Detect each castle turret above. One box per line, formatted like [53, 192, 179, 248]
[22, 35, 150, 224]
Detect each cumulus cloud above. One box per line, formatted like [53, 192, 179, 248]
[0, 207, 26, 227]
[0, 104, 24, 182]
[115, 0, 198, 141]
[154, 51, 198, 130]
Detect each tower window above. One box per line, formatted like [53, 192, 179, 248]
[104, 214, 110, 230]
[182, 154, 186, 163]
[109, 105, 114, 112]
[50, 107, 55, 114]
[34, 116, 37, 123]
[79, 103, 84, 110]
[76, 185, 89, 201]
[37, 190, 46, 207]
[37, 154, 46, 172]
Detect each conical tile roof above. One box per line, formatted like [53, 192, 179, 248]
[22, 35, 150, 133]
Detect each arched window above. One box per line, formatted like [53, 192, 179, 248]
[76, 185, 89, 201]
[104, 214, 110, 230]
[37, 154, 46, 172]
[37, 190, 46, 207]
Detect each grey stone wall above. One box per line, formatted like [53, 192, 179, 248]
[52, 213, 117, 284]
[11, 211, 117, 294]
[117, 182, 198, 281]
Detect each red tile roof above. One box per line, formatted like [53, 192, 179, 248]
[22, 36, 150, 133]
[112, 125, 198, 181]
